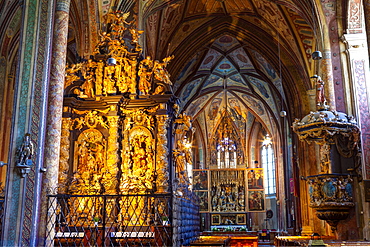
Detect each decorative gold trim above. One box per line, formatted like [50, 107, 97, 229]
[211, 214, 221, 225]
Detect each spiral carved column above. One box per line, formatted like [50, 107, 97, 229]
[58, 118, 71, 194]
[105, 116, 120, 194]
[156, 115, 170, 193]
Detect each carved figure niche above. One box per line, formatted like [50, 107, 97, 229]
[211, 112, 244, 168]
[72, 129, 107, 195]
[119, 126, 155, 226]
[66, 129, 107, 226]
[120, 126, 154, 194]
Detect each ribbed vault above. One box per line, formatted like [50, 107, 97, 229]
[65, 0, 325, 165]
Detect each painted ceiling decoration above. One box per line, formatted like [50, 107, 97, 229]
[176, 34, 281, 138]
[66, 0, 318, 146]
[140, 0, 317, 117]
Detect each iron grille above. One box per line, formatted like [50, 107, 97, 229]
[46, 194, 172, 247]
[0, 197, 4, 241]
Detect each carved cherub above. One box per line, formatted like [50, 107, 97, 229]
[64, 63, 82, 88]
[117, 12, 131, 25]
[174, 113, 192, 131]
[130, 28, 144, 44]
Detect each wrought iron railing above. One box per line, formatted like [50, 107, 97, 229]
[46, 194, 173, 247]
[0, 197, 4, 241]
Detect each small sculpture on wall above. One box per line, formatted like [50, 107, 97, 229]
[173, 112, 195, 190]
[311, 75, 329, 110]
[16, 133, 35, 177]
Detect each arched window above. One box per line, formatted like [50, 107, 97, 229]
[261, 135, 276, 195]
[217, 137, 237, 169]
[213, 114, 241, 169]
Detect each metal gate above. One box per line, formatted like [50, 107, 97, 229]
[46, 194, 172, 247]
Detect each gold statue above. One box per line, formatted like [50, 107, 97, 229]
[80, 72, 95, 98]
[138, 56, 154, 95]
[64, 63, 82, 88]
[94, 32, 112, 55]
[319, 143, 331, 174]
[129, 28, 144, 44]
[65, 10, 175, 98]
[153, 55, 174, 85]
[103, 65, 116, 95]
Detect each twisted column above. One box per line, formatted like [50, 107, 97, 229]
[156, 115, 170, 193]
[105, 116, 120, 194]
[39, 0, 71, 245]
[58, 118, 71, 194]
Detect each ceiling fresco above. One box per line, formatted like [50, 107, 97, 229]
[176, 35, 280, 138]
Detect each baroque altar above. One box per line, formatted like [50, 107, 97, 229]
[48, 11, 199, 247]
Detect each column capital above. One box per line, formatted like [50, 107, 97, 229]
[56, 0, 71, 13]
[341, 33, 368, 52]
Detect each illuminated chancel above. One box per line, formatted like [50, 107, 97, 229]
[0, 0, 369, 246]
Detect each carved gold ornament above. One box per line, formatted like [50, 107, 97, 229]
[64, 11, 174, 98]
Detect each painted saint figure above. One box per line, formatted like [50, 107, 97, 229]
[313, 75, 326, 106]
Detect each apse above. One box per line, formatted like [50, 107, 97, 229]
[175, 35, 285, 167]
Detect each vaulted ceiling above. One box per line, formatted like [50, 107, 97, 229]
[67, 0, 323, 149]
[139, 0, 320, 138]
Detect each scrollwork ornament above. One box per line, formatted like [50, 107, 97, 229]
[120, 108, 157, 130]
[73, 110, 109, 129]
[348, 0, 361, 31]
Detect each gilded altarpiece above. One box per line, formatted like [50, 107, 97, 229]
[56, 10, 179, 232]
[120, 108, 156, 194]
[119, 108, 154, 226]
[210, 170, 246, 212]
[58, 110, 113, 225]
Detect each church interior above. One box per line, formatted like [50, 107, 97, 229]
[1, 0, 370, 246]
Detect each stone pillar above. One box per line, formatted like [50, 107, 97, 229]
[58, 118, 71, 194]
[365, 0, 370, 59]
[342, 32, 370, 240]
[1, 0, 56, 245]
[319, 0, 346, 111]
[321, 50, 336, 111]
[39, 0, 71, 245]
[342, 33, 370, 178]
